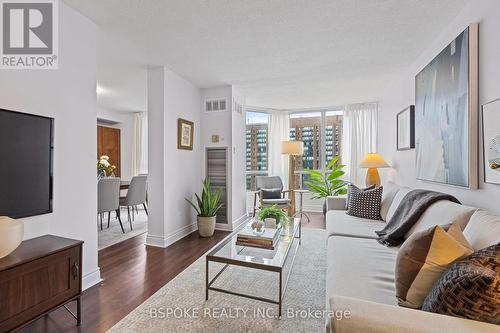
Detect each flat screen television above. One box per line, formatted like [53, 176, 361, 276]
[0, 109, 54, 218]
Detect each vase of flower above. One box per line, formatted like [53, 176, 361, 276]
[97, 155, 116, 179]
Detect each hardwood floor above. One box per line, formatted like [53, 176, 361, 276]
[19, 230, 230, 333]
[20, 212, 325, 333]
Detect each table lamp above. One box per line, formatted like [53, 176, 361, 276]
[359, 153, 389, 187]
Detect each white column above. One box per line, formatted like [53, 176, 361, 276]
[146, 67, 167, 247]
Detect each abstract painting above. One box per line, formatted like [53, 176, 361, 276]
[482, 98, 500, 185]
[415, 25, 478, 188]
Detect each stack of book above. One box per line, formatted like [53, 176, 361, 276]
[236, 226, 280, 250]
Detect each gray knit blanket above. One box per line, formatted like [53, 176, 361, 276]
[376, 189, 460, 246]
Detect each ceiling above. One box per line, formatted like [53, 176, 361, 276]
[64, 0, 470, 111]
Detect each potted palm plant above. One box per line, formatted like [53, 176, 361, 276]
[186, 179, 223, 237]
[304, 156, 348, 215]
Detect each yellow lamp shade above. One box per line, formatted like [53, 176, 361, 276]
[359, 153, 389, 168]
[281, 140, 304, 155]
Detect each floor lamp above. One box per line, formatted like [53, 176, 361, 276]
[281, 140, 304, 215]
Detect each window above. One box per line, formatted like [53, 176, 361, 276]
[246, 112, 269, 190]
[289, 110, 343, 189]
[325, 111, 343, 166]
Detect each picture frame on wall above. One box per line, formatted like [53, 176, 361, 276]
[397, 105, 415, 151]
[414, 23, 479, 189]
[482, 98, 500, 185]
[177, 118, 194, 150]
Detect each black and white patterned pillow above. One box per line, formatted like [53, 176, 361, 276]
[345, 184, 375, 208]
[346, 184, 383, 220]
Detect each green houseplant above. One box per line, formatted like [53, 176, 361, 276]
[257, 205, 289, 228]
[304, 156, 348, 215]
[185, 179, 223, 237]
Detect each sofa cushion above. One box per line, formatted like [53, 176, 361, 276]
[463, 209, 500, 250]
[327, 236, 398, 305]
[326, 210, 385, 239]
[422, 243, 500, 325]
[404, 201, 476, 239]
[395, 223, 473, 308]
[385, 186, 412, 221]
[380, 181, 401, 221]
[346, 185, 383, 220]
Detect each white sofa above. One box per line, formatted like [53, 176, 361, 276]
[325, 182, 500, 333]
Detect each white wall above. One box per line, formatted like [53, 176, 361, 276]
[146, 67, 202, 247]
[378, 0, 500, 214]
[200, 86, 248, 230]
[0, 3, 100, 289]
[200, 86, 233, 148]
[231, 87, 248, 227]
[97, 108, 135, 180]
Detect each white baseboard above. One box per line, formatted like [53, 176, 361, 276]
[146, 222, 198, 248]
[145, 233, 168, 248]
[233, 213, 250, 229]
[215, 213, 249, 231]
[82, 267, 102, 291]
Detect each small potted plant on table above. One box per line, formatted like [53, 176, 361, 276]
[186, 179, 223, 237]
[257, 205, 289, 229]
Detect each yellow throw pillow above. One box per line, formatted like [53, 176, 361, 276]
[395, 223, 474, 308]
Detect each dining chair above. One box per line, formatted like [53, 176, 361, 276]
[120, 175, 148, 229]
[98, 178, 124, 233]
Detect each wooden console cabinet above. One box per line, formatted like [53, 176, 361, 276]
[0, 235, 83, 333]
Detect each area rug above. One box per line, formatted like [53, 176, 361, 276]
[98, 208, 148, 250]
[107, 228, 326, 333]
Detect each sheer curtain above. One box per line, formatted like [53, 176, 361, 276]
[342, 103, 378, 186]
[132, 112, 148, 176]
[268, 112, 290, 187]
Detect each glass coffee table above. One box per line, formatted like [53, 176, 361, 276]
[205, 217, 301, 317]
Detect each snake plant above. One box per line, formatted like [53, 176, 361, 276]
[185, 179, 223, 217]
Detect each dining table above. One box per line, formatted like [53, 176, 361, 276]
[120, 180, 130, 190]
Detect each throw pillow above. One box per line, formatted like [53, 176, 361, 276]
[346, 184, 383, 220]
[422, 243, 500, 324]
[345, 184, 375, 209]
[261, 188, 282, 199]
[395, 223, 474, 308]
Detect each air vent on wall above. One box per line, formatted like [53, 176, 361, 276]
[233, 100, 244, 114]
[205, 98, 227, 112]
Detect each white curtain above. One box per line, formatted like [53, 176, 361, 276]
[343, 103, 378, 186]
[132, 112, 148, 175]
[268, 112, 290, 188]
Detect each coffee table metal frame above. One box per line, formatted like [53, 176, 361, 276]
[205, 218, 301, 317]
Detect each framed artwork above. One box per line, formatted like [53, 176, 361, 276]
[482, 98, 500, 185]
[397, 105, 415, 151]
[177, 118, 194, 150]
[415, 24, 479, 188]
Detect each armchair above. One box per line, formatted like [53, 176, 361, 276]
[253, 176, 294, 217]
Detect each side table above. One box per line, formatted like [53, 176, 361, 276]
[293, 189, 311, 223]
